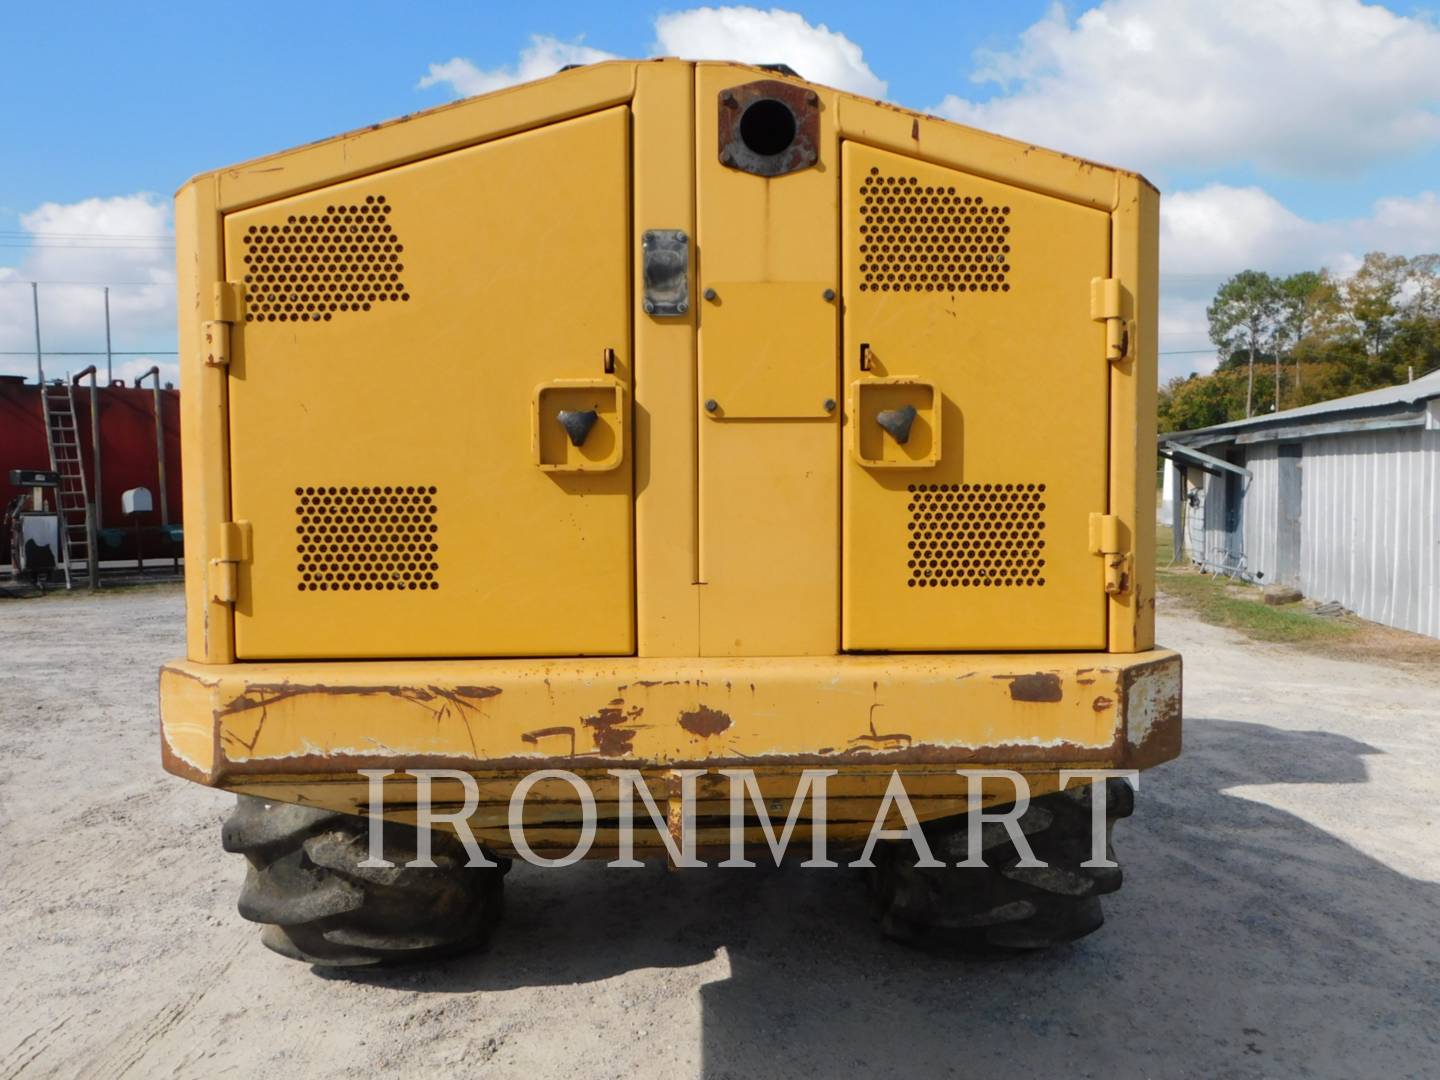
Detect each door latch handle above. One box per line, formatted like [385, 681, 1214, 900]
[875, 405, 917, 445]
[557, 409, 599, 447]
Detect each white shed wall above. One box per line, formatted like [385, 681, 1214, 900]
[1181, 422, 1440, 638]
[1300, 426, 1440, 638]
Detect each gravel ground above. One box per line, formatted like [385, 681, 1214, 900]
[1, 584, 1438, 1079]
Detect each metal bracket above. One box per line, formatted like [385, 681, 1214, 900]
[642, 230, 689, 317]
[212, 282, 244, 323]
[202, 284, 245, 368]
[1089, 277, 1131, 363]
[209, 520, 252, 604]
[1089, 512, 1132, 596]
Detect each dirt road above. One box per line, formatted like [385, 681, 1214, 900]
[2, 585, 1438, 1078]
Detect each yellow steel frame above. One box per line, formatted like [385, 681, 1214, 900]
[168, 59, 1169, 840]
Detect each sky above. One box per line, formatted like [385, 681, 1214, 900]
[3, 0, 1440, 386]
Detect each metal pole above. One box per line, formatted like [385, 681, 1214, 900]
[135, 366, 168, 568]
[103, 287, 114, 385]
[31, 282, 43, 384]
[1172, 461, 1184, 563]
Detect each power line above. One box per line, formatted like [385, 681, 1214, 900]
[0, 350, 178, 356]
[0, 242, 173, 251]
[0, 230, 171, 240]
[0, 280, 171, 287]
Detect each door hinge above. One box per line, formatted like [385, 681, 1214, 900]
[1089, 277, 1131, 363]
[203, 283, 245, 367]
[1088, 512, 1132, 596]
[209, 520, 251, 604]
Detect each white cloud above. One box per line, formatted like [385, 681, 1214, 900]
[0, 194, 176, 384]
[1161, 184, 1440, 275]
[652, 6, 885, 97]
[932, 0, 1440, 175]
[1156, 183, 1440, 379]
[418, 36, 619, 97]
[418, 8, 885, 101]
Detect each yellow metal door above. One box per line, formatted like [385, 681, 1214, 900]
[225, 108, 633, 659]
[842, 142, 1110, 650]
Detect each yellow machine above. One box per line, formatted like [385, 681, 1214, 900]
[163, 60, 1179, 966]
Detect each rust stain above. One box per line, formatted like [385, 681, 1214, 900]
[678, 705, 732, 738]
[210, 734, 1119, 781]
[850, 731, 913, 750]
[1110, 554, 1132, 594]
[1092, 695, 1116, 713]
[582, 704, 643, 756]
[521, 726, 577, 756]
[216, 682, 501, 719]
[1119, 656, 1184, 769]
[996, 672, 1064, 703]
[453, 685, 504, 701]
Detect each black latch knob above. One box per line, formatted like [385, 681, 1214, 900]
[875, 405, 917, 445]
[557, 409, 599, 447]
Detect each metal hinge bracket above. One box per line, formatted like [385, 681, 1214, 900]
[1089, 512, 1132, 596]
[203, 283, 245, 367]
[209, 520, 252, 604]
[1089, 277, 1131, 363]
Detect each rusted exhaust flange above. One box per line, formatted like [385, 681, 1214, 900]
[718, 79, 820, 178]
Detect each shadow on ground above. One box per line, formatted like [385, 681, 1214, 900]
[323, 719, 1440, 1078]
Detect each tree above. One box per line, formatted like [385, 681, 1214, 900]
[1207, 270, 1281, 417]
[1343, 252, 1408, 358]
[1162, 251, 1440, 434]
[1158, 370, 1248, 433]
[1274, 270, 1331, 406]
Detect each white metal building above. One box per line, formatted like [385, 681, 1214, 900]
[1161, 370, 1440, 638]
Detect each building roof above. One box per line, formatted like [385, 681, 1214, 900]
[1165, 368, 1440, 446]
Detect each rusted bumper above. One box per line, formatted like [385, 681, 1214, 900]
[160, 649, 1180, 782]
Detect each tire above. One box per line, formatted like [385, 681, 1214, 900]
[867, 777, 1134, 954]
[221, 795, 509, 968]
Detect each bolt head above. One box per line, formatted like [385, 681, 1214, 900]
[720, 149, 733, 165]
[677, 301, 688, 314]
[705, 399, 719, 413]
[823, 288, 836, 302]
[721, 90, 737, 107]
[806, 90, 819, 105]
[704, 288, 717, 301]
[643, 300, 656, 314]
[823, 398, 836, 413]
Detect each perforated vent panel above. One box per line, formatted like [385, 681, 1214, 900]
[857, 167, 1012, 294]
[906, 483, 1047, 589]
[294, 485, 439, 592]
[242, 196, 409, 323]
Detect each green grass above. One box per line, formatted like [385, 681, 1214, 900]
[1154, 525, 1357, 644]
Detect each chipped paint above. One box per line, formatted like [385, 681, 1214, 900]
[998, 673, 1064, 703]
[582, 703, 644, 756]
[1122, 657, 1183, 766]
[678, 705, 732, 738]
[162, 651, 1178, 781]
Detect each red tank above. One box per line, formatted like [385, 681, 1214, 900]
[0, 374, 182, 565]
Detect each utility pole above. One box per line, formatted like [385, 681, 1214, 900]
[103, 287, 114, 385]
[31, 282, 43, 383]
